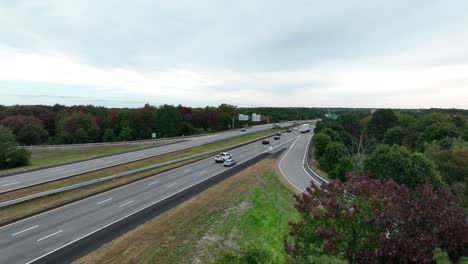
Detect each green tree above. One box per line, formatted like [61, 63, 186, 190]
[118, 126, 133, 141]
[421, 122, 461, 145]
[0, 125, 16, 142]
[319, 142, 348, 172]
[365, 144, 441, 188]
[314, 133, 332, 159]
[72, 128, 89, 143]
[329, 156, 354, 181]
[155, 105, 183, 137]
[16, 124, 49, 145]
[0, 125, 31, 169]
[382, 126, 406, 146]
[367, 109, 398, 142]
[102, 129, 116, 142]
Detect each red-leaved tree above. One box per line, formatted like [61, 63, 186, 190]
[284, 176, 467, 264]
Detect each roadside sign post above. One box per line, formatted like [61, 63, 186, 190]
[152, 133, 156, 140]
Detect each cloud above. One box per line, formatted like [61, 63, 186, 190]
[0, 0, 467, 108]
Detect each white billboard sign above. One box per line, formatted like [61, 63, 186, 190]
[238, 114, 249, 121]
[252, 113, 261, 122]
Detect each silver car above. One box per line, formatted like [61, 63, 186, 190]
[223, 158, 237, 167]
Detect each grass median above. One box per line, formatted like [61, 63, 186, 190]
[0, 128, 281, 224]
[0, 140, 180, 176]
[74, 159, 299, 264]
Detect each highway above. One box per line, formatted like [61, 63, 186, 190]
[0, 130, 298, 263]
[0, 123, 291, 194]
[279, 127, 327, 192]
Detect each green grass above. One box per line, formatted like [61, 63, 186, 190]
[75, 159, 299, 264]
[0, 141, 176, 175]
[210, 171, 298, 262]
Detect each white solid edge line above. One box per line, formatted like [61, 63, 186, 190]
[37, 230, 63, 242]
[118, 201, 134, 207]
[303, 133, 329, 184]
[24, 134, 295, 264]
[96, 198, 112, 205]
[11, 225, 39, 236]
[278, 136, 304, 193]
[301, 134, 322, 186]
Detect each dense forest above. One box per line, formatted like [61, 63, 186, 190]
[286, 109, 468, 263]
[0, 104, 334, 146]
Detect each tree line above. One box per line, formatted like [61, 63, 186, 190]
[284, 109, 468, 263]
[0, 104, 332, 169]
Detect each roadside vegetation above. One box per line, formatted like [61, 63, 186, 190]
[302, 109, 468, 263]
[75, 159, 298, 264]
[0, 128, 280, 223]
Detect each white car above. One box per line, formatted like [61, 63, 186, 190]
[215, 152, 231, 163]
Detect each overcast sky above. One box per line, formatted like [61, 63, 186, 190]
[0, 0, 467, 109]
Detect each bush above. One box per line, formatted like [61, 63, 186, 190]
[285, 177, 468, 264]
[213, 246, 273, 264]
[0, 142, 31, 169]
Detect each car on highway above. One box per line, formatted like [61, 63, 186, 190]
[274, 135, 280, 140]
[240, 128, 246, 132]
[215, 152, 232, 163]
[287, 129, 292, 132]
[262, 139, 270, 145]
[223, 158, 237, 167]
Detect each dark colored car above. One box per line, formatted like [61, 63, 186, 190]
[274, 135, 280, 140]
[262, 139, 270, 145]
[287, 129, 292, 132]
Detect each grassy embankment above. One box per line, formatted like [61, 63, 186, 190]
[75, 159, 299, 264]
[0, 141, 178, 176]
[0, 129, 281, 223]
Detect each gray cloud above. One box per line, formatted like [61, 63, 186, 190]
[2, 0, 467, 71]
[0, 0, 467, 108]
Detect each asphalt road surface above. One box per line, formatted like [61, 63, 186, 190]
[279, 129, 322, 192]
[0, 131, 299, 264]
[0, 122, 292, 194]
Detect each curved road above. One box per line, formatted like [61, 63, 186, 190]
[279, 127, 328, 192]
[0, 130, 299, 263]
[0, 123, 292, 194]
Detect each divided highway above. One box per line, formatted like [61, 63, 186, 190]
[0, 130, 299, 263]
[279, 126, 328, 192]
[0, 123, 291, 193]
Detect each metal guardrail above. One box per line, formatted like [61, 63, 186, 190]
[304, 133, 329, 185]
[0, 130, 287, 209]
